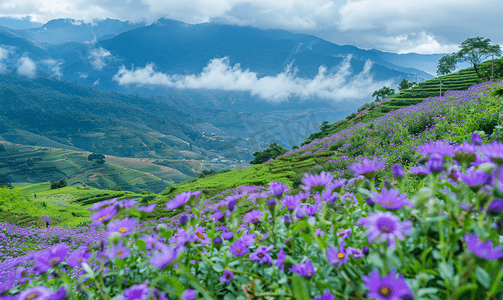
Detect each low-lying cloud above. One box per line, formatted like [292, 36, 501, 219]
[88, 47, 111, 70]
[113, 54, 398, 103]
[17, 56, 36, 78]
[40, 58, 63, 79]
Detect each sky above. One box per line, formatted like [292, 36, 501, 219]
[0, 0, 502, 55]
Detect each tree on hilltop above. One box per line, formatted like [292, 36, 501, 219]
[250, 143, 288, 165]
[372, 86, 395, 102]
[88, 153, 106, 164]
[398, 78, 416, 92]
[453, 36, 502, 78]
[437, 53, 458, 76]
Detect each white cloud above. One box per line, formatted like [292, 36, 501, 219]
[79, 72, 88, 78]
[41, 58, 63, 78]
[17, 56, 36, 78]
[93, 78, 100, 85]
[0, 46, 9, 74]
[113, 55, 397, 103]
[88, 47, 111, 70]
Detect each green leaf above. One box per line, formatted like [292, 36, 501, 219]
[212, 263, 224, 273]
[292, 274, 310, 300]
[421, 247, 433, 267]
[135, 238, 147, 251]
[165, 273, 186, 295]
[475, 266, 491, 289]
[81, 262, 95, 277]
[454, 283, 478, 300]
[287, 220, 308, 238]
[299, 232, 313, 246]
[418, 288, 439, 297]
[190, 216, 199, 227]
[115, 258, 125, 268]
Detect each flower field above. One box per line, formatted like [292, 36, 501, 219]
[1, 80, 503, 299]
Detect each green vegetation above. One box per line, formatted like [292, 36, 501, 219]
[250, 142, 288, 164]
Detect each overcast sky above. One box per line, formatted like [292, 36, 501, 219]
[0, 0, 502, 55]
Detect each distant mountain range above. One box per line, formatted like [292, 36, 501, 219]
[0, 17, 471, 156]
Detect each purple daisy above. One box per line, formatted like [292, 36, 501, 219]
[149, 243, 183, 269]
[230, 239, 249, 257]
[289, 258, 316, 277]
[326, 241, 349, 268]
[356, 211, 412, 249]
[221, 230, 234, 240]
[315, 190, 339, 206]
[143, 234, 165, 251]
[348, 157, 386, 179]
[41, 215, 52, 224]
[299, 171, 334, 192]
[269, 182, 289, 197]
[118, 199, 139, 208]
[244, 209, 263, 224]
[106, 217, 138, 237]
[32, 243, 69, 274]
[417, 139, 456, 157]
[426, 153, 444, 174]
[392, 164, 405, 180]
[88, 198, 118, 211]
[459, 169, 490, 191]
[136, 203, 157, 213]
[67, 249, 92, 268]
[250, 245, 275, 266]
[276, 248, 287, 271]
[325, 178, 347, 193]
[315, 228, 325, 237]
[89, 205, 117, 227]
[486, 198, 503, 216]
[52, 286, 67, 300]
[165, 192, 192, 210]
[16, 286, 54, 300]
[107, 240, 131, 260]
[408, 165, 431, 177]
[481, 141, 503, 165]
[336, 228, 351, 240]
[121, 282, 150, 300]
[345, 247, 365, 258]
[181, 289, 197, 300]
[312, 289, 336, 300]
[281, 195, 302, 210]
[471, 132, 483, 145]
[220, 269, 234, 284]
[362, 268, 414, 300]
[370, 188, 413, 210]
[464, 233, 503, 260]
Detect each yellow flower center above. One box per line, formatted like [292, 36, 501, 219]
[26, 293, 39, 300]
[337, 253, 344, 259]
[308, 270, 312, 276]
[385, 201, 393, 206]
[252, 218, 258, 223]
[49, 258, 60, 266]
[77, 259, 82, 263]
[117, 250, 123, 256]
[119, 228, 127, 233]
[258, 253, 264, 258]
[236, 249, 242, 253]
[381, 227, 391, 233]
[378, 285, 392, 297]
[98, 216, 106, 221]
[338, 232, 344, 237]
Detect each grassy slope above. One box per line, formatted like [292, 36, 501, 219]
[3, 58, 503, 230]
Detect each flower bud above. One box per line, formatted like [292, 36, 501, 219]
[362, 246, 370, 256]
[417, 273, 428, 288]
[426, 153, 444, 174]
[179, 215, 188, 227]
[383, 180, 392, 190]
[471, 132, 483, 145]
[392, 164, 405, 181]
[157, 224, 169, 234]
[108, 232, 122, 245]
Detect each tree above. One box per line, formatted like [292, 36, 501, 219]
[320, 121, 331, 132]
[26, 158, 34, 167]
[398, 78, 416, 92]
[453, 36, 502, 78]
[250, 143, 288, 165]
[88, 153, 106, 164]
[437, 54, 458, 76]
[372, 86, 395, 101]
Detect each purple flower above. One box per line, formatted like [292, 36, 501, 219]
[32, 243, 69, 274]
[220, 269, 234, 284]
[88, 198, 118, 211]
[417, 139, 455, 157]
[165, 192, 192, 210]
[325, 179, 347, 193]
[16, 286, 54, 300]
[149, 243, 183, 269]
[300, 171, 334, 192]
[486, 198, 503, 216]
[244, 209, 263, 223]
[122, 282, 150, 300]
[460, 169, 490, 191]
[250, 245, 275, 265]
[67, 249, 92, 268]
[269, 182, 289, 196]
[221, 230, 234, 240]
[348, 157, 386, 179]
[326, 241, 349, 268]
[136, 203, 157, 213]
[276, 248, 287, 271]
[370, 188, 413, 210]
[315, 228, 325, 237]
[230, 239, 249, 257]
[392, 164, 405, 180]
[472, 132, 483, 145]
[107, 217, 138, 237]
[464, 233, 503, 260]
[107, 240, 131, 260]
[281, 214, 292, 224]
[345, 247, 365, 259]
[118, 199, 139, 208]
[281, 195, 302, 210]
[211, 211, 225, 222]
[181, 289, 197, 300]
[426, 153, 444, 174]
[336, 228, 351, 240]
[362, 268, 414, 300]
[289, 258, 316, 277]
[41, 215, 52, 224]
[409, 165, 431, 177]
[179, 214, 189, 226]
[312, 289, 336, 300]
[356, 211, 412, 249]
[89, 205, 117, 227]
[213, 237, 223, 244]
[51, 286, 67, 300]
[481, 141, 503, 165]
